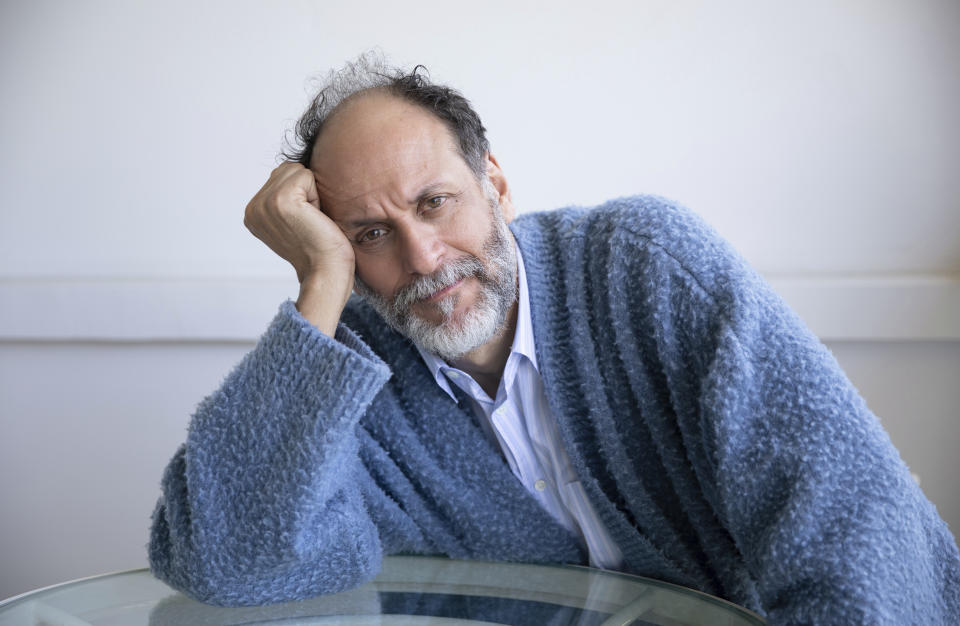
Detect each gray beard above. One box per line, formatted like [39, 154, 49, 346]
[352, 206, 517, 361]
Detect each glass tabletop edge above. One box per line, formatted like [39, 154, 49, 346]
[1, 559, 766, 623]
[554, 562, 766, 623]
[0, 568, 151, 610]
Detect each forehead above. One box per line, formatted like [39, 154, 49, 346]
[309, 93, 470, 208]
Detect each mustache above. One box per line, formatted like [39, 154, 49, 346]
[392, 256, 485, 311]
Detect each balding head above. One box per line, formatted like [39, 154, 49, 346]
[309, 92, 472, 208]
[284, 51, 490, 180]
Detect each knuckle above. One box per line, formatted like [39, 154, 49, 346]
[266, 189, 286, 211]
[244, 198, 262, 220]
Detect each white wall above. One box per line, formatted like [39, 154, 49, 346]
[1, 0, 958, 601]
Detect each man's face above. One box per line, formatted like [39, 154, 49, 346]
[309, 93, 517, 359]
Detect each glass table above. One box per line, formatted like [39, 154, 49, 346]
[0, 556, 765, 625]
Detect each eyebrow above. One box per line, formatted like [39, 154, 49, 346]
[412, 182, 449, 204]
[336, 181, 454, 229]
[338, 216, 385, 229]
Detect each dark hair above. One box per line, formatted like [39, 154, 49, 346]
[282, 50, 490, 179]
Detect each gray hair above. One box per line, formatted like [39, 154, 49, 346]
[282, 51, 490, 179]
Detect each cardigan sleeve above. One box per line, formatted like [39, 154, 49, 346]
[600, 197, 959, 623]
[696, 266, 960, 624]
[148, 301, 394, 606]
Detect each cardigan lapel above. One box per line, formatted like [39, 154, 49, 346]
[510, 213, 698, 586]
[360, 321, 583, 564]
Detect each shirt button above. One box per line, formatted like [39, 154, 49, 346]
[534, 479, 546, 491]
[446, 371, 459, 379]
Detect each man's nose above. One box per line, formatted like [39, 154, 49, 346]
[399, 222, 444, 276]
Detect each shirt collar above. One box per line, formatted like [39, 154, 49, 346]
[416, 240, 536, 402]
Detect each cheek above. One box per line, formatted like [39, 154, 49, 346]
[447, 213, 493, 256]
[356, 257, 402, 296]
[354, 257, 380, 286]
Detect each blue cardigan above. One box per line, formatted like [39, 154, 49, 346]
[149, 196, 960, 623]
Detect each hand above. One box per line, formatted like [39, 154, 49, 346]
[244, 162, 356, 335]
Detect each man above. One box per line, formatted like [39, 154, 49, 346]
[149, 54, 960, 623]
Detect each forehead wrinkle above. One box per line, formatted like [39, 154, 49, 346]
[308, 94, 474, 226]
[314, 112, 459, 182]
[316, 158, 435, 211]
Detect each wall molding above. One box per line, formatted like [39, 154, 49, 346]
[768, 275, 960, 341]
[0, 278, 297, 342]
[1, 275, 958, 342]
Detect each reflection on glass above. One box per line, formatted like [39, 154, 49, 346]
[0, 557, 765, 625]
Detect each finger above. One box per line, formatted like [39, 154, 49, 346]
[300, 170, 321, 210]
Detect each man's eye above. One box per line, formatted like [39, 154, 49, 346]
[358, 228, 387, 244]
[425, 196, 446, 210]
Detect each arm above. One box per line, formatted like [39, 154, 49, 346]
[609, 197, 958, 623]
[666, 240, 960, 623]
[150, 163, 390, 605]
[149, 301, 393, 606]
[701, 291, 960, 624]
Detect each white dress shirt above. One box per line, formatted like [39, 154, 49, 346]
[417, 244, 624, 570]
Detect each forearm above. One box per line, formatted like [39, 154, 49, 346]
[296, 271, 353, 337]
[149, 301, 393, 605]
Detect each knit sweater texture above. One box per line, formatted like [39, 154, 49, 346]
[149, 195, 960, 624]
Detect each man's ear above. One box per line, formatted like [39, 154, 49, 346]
[485, 153, 515, 224]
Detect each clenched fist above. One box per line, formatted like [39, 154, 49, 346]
[244, 162, 356, 335]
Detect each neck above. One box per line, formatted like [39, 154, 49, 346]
[449, 296, 518, 399]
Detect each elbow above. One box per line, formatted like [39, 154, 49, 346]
[147, 514, 383, 607]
